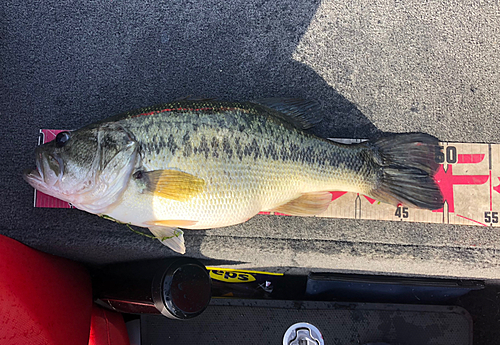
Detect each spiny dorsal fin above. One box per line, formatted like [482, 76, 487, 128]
[251, 98, 322, 130]
[269, 191, 332, 216]
[143, 170, 205, 201]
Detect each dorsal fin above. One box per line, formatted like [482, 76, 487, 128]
[85, 98, 322, 130]
[251, 98, 322, 130]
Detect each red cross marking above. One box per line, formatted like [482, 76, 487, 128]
[433, 165, 489, 213]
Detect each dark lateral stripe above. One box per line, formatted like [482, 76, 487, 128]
[130, 107, 248, 118]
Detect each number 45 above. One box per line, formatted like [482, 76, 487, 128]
[395, 206, 409, 218]
[485, 211, 499, 223]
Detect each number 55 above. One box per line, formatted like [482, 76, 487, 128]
[485, 211, 499, 223]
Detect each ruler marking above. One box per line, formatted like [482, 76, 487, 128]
[490, 171, 493, 212]
[489, 144, 493, 212]
[489, 143, 492, 170]
[456, 214, 488, 227]
[354, 194, 361, 219]
[445, 201, 449, 224]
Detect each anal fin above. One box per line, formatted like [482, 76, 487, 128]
[269, 191, 332, 216]
[148, 226, 186, 254]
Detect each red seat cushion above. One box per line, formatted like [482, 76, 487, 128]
[0, 235, 93, 345]
[89, 305, 130, 345]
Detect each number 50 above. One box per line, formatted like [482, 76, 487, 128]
[435, 146, 457, 164]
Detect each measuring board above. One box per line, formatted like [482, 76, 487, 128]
[33, 130, 500, 227]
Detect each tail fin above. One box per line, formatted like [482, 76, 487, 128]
[367, 133, 443, 210]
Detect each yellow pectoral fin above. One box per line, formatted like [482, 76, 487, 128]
[145, 220, 198, 227]
[144, 170, 205, 201]
[269, 191, 333, 216]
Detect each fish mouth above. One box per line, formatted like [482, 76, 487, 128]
[23, 153, 44, 184]
[23, 167, 42, 182]
[23, 150, 64, 188]
[23, 165, 45, 192]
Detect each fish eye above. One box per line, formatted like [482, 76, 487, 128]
[55, 131, 71, 148]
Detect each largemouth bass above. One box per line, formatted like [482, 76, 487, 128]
[24, 99, 443, 253]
